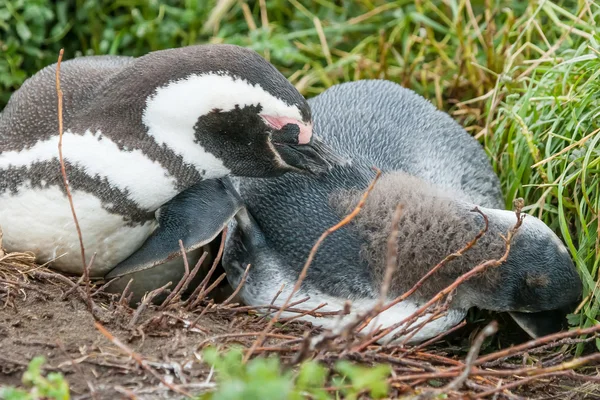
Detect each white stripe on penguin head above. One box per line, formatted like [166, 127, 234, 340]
[142, 72, 304, 179]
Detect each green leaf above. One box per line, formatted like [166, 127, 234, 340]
[15, 21, 32, 41]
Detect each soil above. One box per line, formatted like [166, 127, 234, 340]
[0, 251, 313, 400]
[1, 254, 599, 400]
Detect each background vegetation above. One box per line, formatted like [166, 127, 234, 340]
[1, 0, 599, 396]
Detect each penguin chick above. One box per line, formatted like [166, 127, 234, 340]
[222, 80, 582, 344]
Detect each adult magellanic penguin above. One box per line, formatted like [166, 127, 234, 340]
[222, 80, 583, 343]
[0, 44, 342, 292]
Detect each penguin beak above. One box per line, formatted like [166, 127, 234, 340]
[274, 136, 348, 175]
[262, 115, 347, 175]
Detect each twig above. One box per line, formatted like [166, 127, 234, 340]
[188, 299, 214, 331]
[55, 48, 94, 317]
[355, 203, 523, 351]
[257, 283, 286, 322]
[380, 207, 488, 316]
[244, 168, 382, 363]
[442, 321, 499, 392]
[189, 273, 227, 309]
[196, 332, 299, 349]
[280, 303, 328, 327]
[475, 323, 600, 365]
[91, 276, 118, 296]
[118, 279, 134, 305]
[162, 250, 208, 310]
[56, 339, 97, 399]
[407, 320, 467, 353]
[128, 282, 171, 329]
[158, 240, 189, 310]
[221, 263, 251, 307]
[185, 229, 227, 310]
[473, 371, 569, 399]
[94, 322, 192, 397]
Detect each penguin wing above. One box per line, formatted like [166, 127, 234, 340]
[105, 178, 243, 278]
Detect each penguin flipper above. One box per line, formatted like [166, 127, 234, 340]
[105, 179, 243, 279]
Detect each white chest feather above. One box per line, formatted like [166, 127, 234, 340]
[0, 186, 157, 276]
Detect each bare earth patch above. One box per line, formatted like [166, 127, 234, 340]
[1, 249, 599, 399]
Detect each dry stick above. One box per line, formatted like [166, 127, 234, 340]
[366, 353, 438, 373]
[188, 299, 214, 331]
[196, 332, 299, 349]
[475, 323, 600, 365]
[60, 252, 95, 300]
[163, 250, 208, 309]
[280, 303, 328, 327]
[56, 339, 97, 399]
[91, 276, 118, 296]
[94, 322, 192, 397]
[221, 263, 251, 307]
[442, 321, 499, 393]
[233, 303, 341, 317]
[407, 320, 467, 353]
[474, 371, 570, 399]
[380, 207, 488, 316]
[354, 206, 522, 351]
[128, 282, 171, 329]
[257, 284, 286, 322]
[158, 240, 190, 310]
[478, 352, 600, 378]
[185, 228, 227, 309]
[118, 279, 134, 305]
[394, 303, 450, 346]
[256, 293, 323, 322]
[161, 311, 209, 333]
[191, 272, 227, 308]
[393, 352, 600, 384]
[244, 169, 382, 363]
[55, 49, 94, 317]
[114, 386, 140, 400]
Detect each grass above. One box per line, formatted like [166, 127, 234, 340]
[1, 0, 599, 396]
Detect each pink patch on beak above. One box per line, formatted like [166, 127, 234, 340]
[262, 115, 313, 145]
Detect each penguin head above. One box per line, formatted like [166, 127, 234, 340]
[327, 174, 583, 338]
[122, 44, 344, 179]
[460, 207, 583, 337]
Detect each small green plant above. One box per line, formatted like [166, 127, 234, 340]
[0, 356, 70, 400]
[200, 347, 392, 400]
[333, 361, 391, 400]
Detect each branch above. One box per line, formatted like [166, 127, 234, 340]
[55, 48, 94, 317]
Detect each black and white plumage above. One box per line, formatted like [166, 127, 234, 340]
[0, 44, 340, 280]
[222, 80, 582, 343]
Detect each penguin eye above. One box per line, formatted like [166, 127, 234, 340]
[272, 124, 300, 144]
[261, 115, 313, 145]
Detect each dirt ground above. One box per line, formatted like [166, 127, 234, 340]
[1, 250, 600, 400]
[0, 247, 308, 399]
